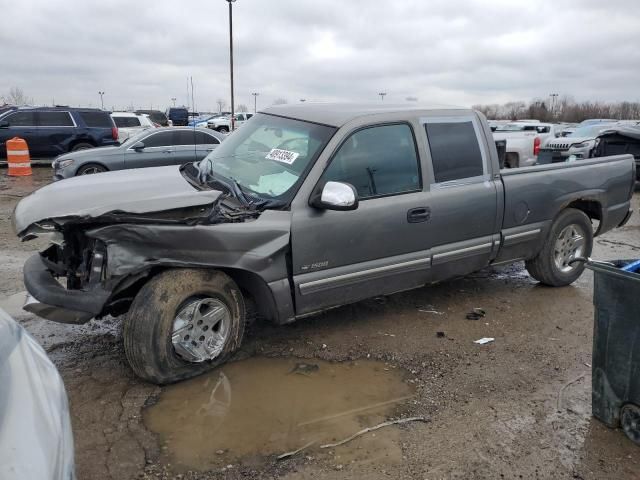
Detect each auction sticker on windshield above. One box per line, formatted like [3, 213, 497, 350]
[266, 148, 299, 165]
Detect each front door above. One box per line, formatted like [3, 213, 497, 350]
[291, 123, 434, 315]
[0, 111, 37, 158]
[125, 130, 175, 168]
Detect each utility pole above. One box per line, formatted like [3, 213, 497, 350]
[378, 92, 386, 102]
[226, 0, 236, 130]
[98, 91, 105, 109]
[171, 97, 176, 107]
[252, 92, 259, 113]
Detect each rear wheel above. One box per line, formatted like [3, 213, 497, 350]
[217, 126, 229, 133]
[525, 208, 593, 286]
[123, 269, 245, 384]
[76, 163, 107, 175]
[71, 142, 94, 152]
[621, 404, 640, 445]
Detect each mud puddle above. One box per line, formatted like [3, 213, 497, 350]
[143, 357, 415, 472]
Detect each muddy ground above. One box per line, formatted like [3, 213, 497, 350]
[1, 168, 639, 480]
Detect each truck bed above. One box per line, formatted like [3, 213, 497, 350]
[494, 154, 635, 263]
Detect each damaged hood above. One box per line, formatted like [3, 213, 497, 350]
[13, 165, 222, 235]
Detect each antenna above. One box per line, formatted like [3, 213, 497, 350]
[191, 76, 197, 159]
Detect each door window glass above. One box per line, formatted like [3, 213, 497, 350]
[195, 131, 220, 145]
[79, 111, 113, 128]
[39, 111, 74, 127]
[173, 130, 197, 146]
[141, 131, 173, 148]
[321, 124, 421, 199]
[424, 121, 484, 183]
[5, 111, 36, 127]
[113, 116, 142, 128]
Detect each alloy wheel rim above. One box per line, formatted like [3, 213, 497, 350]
[171, 297, 231, 363]
[553, 224, 587, 273]
[81, 167, 101, 175]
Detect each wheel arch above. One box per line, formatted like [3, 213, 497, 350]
[68, 138, 97, 151]
[104, 264, 282, 324]
[563, 198, 603, 235]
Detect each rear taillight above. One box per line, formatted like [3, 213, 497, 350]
[112, 127, 118, 140]
[533, 136, 541, 156]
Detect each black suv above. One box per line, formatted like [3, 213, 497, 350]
[0, 107, 118, 159]
[165, 107, 189, 126]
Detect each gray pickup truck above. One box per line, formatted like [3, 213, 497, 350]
[13, 104, 636, 383]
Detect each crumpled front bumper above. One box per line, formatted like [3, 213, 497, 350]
[23, 254, 111, 324]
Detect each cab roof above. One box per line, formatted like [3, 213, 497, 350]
[260, 103, 472, 128]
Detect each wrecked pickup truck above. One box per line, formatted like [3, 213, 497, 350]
[13, 104, 636, 384]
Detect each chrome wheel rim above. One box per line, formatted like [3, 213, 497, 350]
[80, 166, 102, 175]
[171, 297, 231, 363]
[554, 224, 586, 273]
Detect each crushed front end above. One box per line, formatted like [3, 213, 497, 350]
[22, 228, 112, 324]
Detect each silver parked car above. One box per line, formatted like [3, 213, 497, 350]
[52, 127, 225, 180]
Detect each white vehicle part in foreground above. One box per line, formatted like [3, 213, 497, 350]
[0, 308, 75, 480]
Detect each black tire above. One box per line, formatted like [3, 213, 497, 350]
[76, 163, 107, 175]
[217, 126, 229, 133]
[621, 404, 640, 445]
[525, 208, 593, 286]
[71, 142, 94, 152]
[123, 269, 245, 384]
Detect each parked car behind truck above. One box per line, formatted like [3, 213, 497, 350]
[13, 104, 635, 384]
[539, 123, 617, 163]
[165, 107, 189, 126]
[52, 127, 225, 179]
[0, 107, 117, 159]
[492, 122, 557, 168]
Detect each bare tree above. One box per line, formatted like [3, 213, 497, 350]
[473, 96, 640, 123]
[273, 98, 288, 105]
[503, 101, 526, 120]
[236, 104, 248, 113]
[216, 99, 227, 113]
[2, 86, 31, 106]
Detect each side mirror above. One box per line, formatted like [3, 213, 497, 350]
[0, 120, 9, 128]
[310, 181, 359, 211]
[132, 141, 145, 151]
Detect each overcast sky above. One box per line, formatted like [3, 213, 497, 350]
[2, 0, 639, 112]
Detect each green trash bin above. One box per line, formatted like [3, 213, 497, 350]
[587, 260, 640, 445]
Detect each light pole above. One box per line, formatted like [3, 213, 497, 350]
[252, 92, 259, 113]
[226, 0, 236, 130]
[171, 97, 176, 107]
[98, 91, 105, 109]
[549, 93, 559, 118]
[378, 92, 386, 102]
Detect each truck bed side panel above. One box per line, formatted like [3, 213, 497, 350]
[495, 155, 634, 263]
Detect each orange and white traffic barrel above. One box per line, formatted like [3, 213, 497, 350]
[6, 137, 32, 176]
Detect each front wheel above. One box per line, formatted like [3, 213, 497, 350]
[123, 269, 245, 384]
[76, 163, 107, 175]
[216, 126, 229, 133]
[525, 208, 593, 286]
